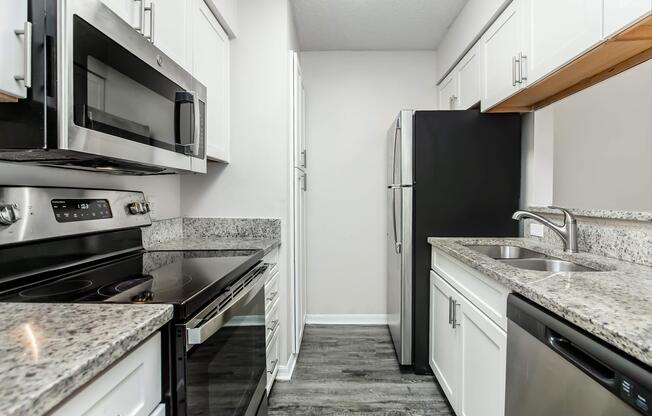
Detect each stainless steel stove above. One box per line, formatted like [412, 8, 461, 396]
[0, 186, 269, 416]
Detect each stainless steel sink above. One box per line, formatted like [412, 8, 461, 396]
[467, 244, 598, 272]
[500, 258, 598, 272]
[467, 245, 549, 260]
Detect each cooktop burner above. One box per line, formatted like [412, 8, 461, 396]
[19, 279, 94, 299]
[0, 249, 264, 320]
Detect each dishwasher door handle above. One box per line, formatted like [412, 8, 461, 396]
[547, 328, 616, 388]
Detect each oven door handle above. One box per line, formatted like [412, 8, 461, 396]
[185, 264, 269, 350]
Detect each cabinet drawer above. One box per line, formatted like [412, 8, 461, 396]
[431, 248, 510, 330]
[53, 332, 162, 416]
[265, 269, 280, 311]
[265, 298, 280, 345]
[266, 326, 280, 392]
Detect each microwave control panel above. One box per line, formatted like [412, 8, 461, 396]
[51, 199, 113, 223]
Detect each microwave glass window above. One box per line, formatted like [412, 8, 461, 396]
[72, 16, 204, 158]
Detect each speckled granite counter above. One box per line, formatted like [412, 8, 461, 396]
[147, 236, 281, 255]
[0, 303, 173, 416]
[428, 237, 652, 366]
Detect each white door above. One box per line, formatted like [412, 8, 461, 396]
[292, 52, 307, 352]
[438, 72, 458, 110]
[457, 292, 507, 416]
[480, 0, 525, 111]
[429, 272, 461, 412]
[522, 0, 602, 85]
[456, 43, 482, 110]
[193, 0, 230, 162]
[603, 0, 652, 37]
[1, 0, 29, 99]
[147, 0, 192, 71]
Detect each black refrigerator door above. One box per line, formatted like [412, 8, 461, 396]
[411, 109, 521, 374]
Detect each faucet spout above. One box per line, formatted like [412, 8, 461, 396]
[512, 207, 578, 253]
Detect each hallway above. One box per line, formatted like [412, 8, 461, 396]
[269, 325, 454, 415]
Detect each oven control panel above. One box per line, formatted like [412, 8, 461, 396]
[51, 199, 113, 223]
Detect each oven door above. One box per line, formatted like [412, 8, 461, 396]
[177, 263, 269, 416]
[59, 0, 206, 173]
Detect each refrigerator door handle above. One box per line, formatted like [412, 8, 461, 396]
[392, 187, 401, 254]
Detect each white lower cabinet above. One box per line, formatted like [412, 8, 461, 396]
[430, 269, 507, 416]
[265, 260, 281, 392]
[53, 332, 163, 416]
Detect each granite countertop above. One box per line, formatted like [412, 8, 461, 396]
[428, 237, 652, 366]
[0, 303, 173, 416]
[147, 236, 281, 255]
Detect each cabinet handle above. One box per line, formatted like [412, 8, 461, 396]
[266, 291, 278, 301]
[145, 2, 155, 42]
[448, 296, 453, 324]
[267, 359, 279, 374]
[300, 149, 307, 168]
[512, 56, 517, 86]
[519, 52, 527, 82]
[14, 21, 32, 88]
[301, 173, 307, 191]
[268, 320, 279, 332]
[452, 300, 460, 328]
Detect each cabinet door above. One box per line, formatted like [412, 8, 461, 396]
[429, 271, 460, 411]
[147, 0, 192, 71]
[438, 72, 458, 110]
[604, 0, 652, 38]
[456, 43, 481, 110]
[101, 0, 139, 29]
[1, 0, 28, 99]
[480, 0, 525, 111]
[193, 0, 230, 162]
[523, 0, 602, 85]
[457, 294, 507, 416]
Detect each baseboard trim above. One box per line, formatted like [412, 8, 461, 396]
[305, 314, 389, 325]
[276, 352, 297, 381]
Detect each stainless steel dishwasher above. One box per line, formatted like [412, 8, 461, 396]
[506, 294, 651, 416]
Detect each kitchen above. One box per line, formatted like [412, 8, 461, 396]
[0, 0, 650, 415]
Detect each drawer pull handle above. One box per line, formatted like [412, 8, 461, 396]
[268, 320, 279, 332]
[267, 359, 279, 374]
[266, 291, 278, 301]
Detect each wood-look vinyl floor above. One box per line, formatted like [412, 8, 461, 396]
[268, 325, 454, 415]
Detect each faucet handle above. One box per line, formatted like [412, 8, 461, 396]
[547, 206, 576, 224]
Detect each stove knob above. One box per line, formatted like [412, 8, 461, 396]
[128, 202, 143, 215]
[0, 204, 21, 226]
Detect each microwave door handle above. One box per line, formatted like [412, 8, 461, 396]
[185, 264, 268, 350]
[192, 91, 200, 156]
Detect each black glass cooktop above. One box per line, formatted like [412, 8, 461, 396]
[0, 249, 264, 320]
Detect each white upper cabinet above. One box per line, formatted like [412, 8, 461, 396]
[522, 0, 602, 86]
[455, 42, 482, 110]
[480, 0, 526, 111]
[1, 0, 29, 99]
[146, 0, 193, 71]
[192, 0, 230, 162]
[101, 0, 142, 29]
[603, 0, 652, 38]
[438, 72, 458, 110]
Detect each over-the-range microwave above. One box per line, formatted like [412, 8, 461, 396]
[0, 0, 207, 174]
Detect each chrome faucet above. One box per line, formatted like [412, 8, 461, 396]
[512, 206, 578, 253]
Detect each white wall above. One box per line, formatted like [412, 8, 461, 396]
[522, 60, 652, 212]
[435, 0, 509, 83]
[300, 51, 437, 316]
[0, 163, 181, 219]
[181, 0, 298, 366]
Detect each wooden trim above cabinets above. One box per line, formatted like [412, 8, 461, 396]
[489, 15, 652, 113]
[0, 92, 18, 103]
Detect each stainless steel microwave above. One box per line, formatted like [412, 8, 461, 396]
[0, 0, 206, 174]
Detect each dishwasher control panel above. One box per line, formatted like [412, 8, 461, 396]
[619, 376, 651, 415]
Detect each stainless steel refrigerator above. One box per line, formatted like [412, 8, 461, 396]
[387, 110, 522, 373]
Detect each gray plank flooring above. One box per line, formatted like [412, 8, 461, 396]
[268, 325, 454, 415]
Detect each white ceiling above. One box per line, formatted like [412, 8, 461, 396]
[290, 0, 469, 51]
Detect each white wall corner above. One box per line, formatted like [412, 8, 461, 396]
[305, 314, 389, 325]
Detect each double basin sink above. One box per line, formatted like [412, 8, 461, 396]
[468, 245, 598, 272]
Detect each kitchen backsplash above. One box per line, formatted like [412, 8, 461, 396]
[142, 217, 282, 248]
[524, 207, 652, 267]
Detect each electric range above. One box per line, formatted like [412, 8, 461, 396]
[0, 186, 270, 416]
